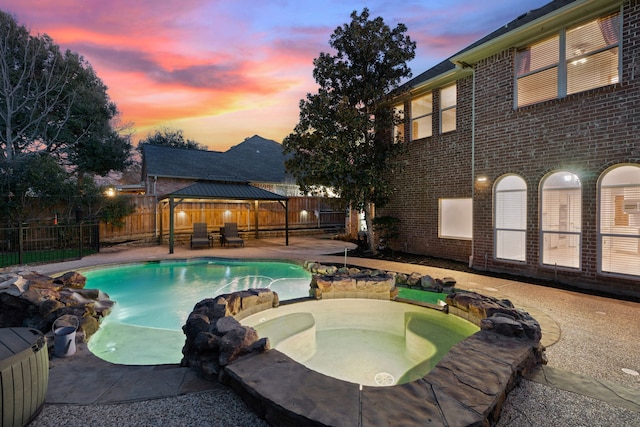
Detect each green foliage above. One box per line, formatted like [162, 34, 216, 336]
[283, 8, 415, 211]
[372, 215, 400, 251]
[137, 127, 206, 152]
[0, 12, 132, 225]
[0, 152, 134, 226]
[0, 11, 131, 173]
[0, 153, 74, 224]
[99, 195, 135, 228]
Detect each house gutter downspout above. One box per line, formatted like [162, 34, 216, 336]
[470, 65, 476, 269]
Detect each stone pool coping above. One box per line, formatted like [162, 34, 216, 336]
[224, 328, 541, 426]
[181, 269, 545, 426]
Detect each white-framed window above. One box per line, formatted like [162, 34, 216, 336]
[411, 92, 432, 140]
[440, 83, 457, 133]
[515, 12, 620, 107]
[393, 103, 405, 143]
[494, 175, 527, 261]
[439, 198, 472, 240]
[599, 164, 640, 277]
[540, 171, 582, 269]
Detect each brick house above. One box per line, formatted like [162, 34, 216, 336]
[138, 135, 345, 244]
[381, 0, 640, 298]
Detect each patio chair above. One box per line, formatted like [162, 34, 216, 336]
[190, 223, 210, 249]
[222, 222, 244, 247]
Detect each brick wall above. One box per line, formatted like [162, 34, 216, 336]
[381, 2, 640, 297]
[380, 76, 474, 262]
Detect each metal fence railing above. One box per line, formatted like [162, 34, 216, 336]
[0, 223, 100, 268]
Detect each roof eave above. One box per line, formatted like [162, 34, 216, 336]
[450, 0, 623, 66]
[408, 67, 473, 97]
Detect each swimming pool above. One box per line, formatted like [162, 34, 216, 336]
[85, 259, 311, 365]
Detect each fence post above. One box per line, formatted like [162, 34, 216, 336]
[18, 223, 24, 265]
[94, 222, 100, 252]
[78, 223, 84, 259]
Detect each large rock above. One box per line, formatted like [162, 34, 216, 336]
[0, 274, 30, 296]
[446, 291, 542, 343]
[219, 327, 260, 366]
[310, 270, 396, 299]
[0, 270, 114, 343]
[407, 272, 422, 287]
[181, 289, 278, 381]
[53, 271, 87, 289]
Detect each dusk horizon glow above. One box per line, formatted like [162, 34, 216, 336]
[1, 0, 550, 151]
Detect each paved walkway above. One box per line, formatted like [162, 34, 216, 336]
[22, 236, 640, 426]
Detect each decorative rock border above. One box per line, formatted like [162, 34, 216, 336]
[0, 270, 114, 346]
[310, 269, 397, 300]
[180, 289, 279, 380]
[181, 265, 546, 426]
[306, 261, 458, 299]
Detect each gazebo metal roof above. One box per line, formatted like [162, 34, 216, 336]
[162, 181, 288, 201]
[160, 181, 290, 253]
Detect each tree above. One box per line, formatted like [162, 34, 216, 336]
[283, 8, 415, 251]
[137, 127, 206, 152]
[0, 12, 132, 225]
[372, 215, 400, 254]
[0, 11, 131, 174]
[0, 152, 72, 224]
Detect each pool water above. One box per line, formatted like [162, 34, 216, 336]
[397, 287, 449, 305]
[241, 299, 479, 386]
[85, 259, 311, 365]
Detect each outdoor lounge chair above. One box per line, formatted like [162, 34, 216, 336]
[190, 223, 210, 249]
[222, 222, 244, 247]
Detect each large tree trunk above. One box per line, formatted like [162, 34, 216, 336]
[363, 202, 377, 254]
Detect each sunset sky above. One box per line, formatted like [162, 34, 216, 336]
[2, 0, 550, 151]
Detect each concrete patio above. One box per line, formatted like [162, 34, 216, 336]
[18, 236, 640, 426]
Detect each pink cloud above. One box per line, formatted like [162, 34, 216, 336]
[1, 0, 550, 149]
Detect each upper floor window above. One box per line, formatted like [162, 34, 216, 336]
[515, 12, 620, 108]
[440, 83, 457, 133]
[411, 92, 432, 140]
[393, 103, 405, 143]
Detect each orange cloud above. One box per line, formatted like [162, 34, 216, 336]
[2, 0, 550, 150]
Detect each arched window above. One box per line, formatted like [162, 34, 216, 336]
[599, 165, 640, 277]
[541, 171, 581, 268]
[494, 175, 527, 261]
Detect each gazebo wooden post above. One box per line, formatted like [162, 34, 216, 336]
[169, 196, 175, 254]
[158, 200, 164, 245]
[254, 200, 259, 239]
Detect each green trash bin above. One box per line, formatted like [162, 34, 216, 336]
[0, 327, 49, 427]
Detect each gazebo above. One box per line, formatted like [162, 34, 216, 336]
[159, 181, 289, 254]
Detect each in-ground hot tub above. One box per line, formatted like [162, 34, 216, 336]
[241, 298, 479, 386]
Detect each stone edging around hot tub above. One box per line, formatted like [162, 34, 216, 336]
[181, 287, 546, 427]
[225, 330, 541, 427]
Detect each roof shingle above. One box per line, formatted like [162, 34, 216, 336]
[142, 135, 289, 183]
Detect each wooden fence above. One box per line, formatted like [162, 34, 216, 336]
[100, 195, 346, 243]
